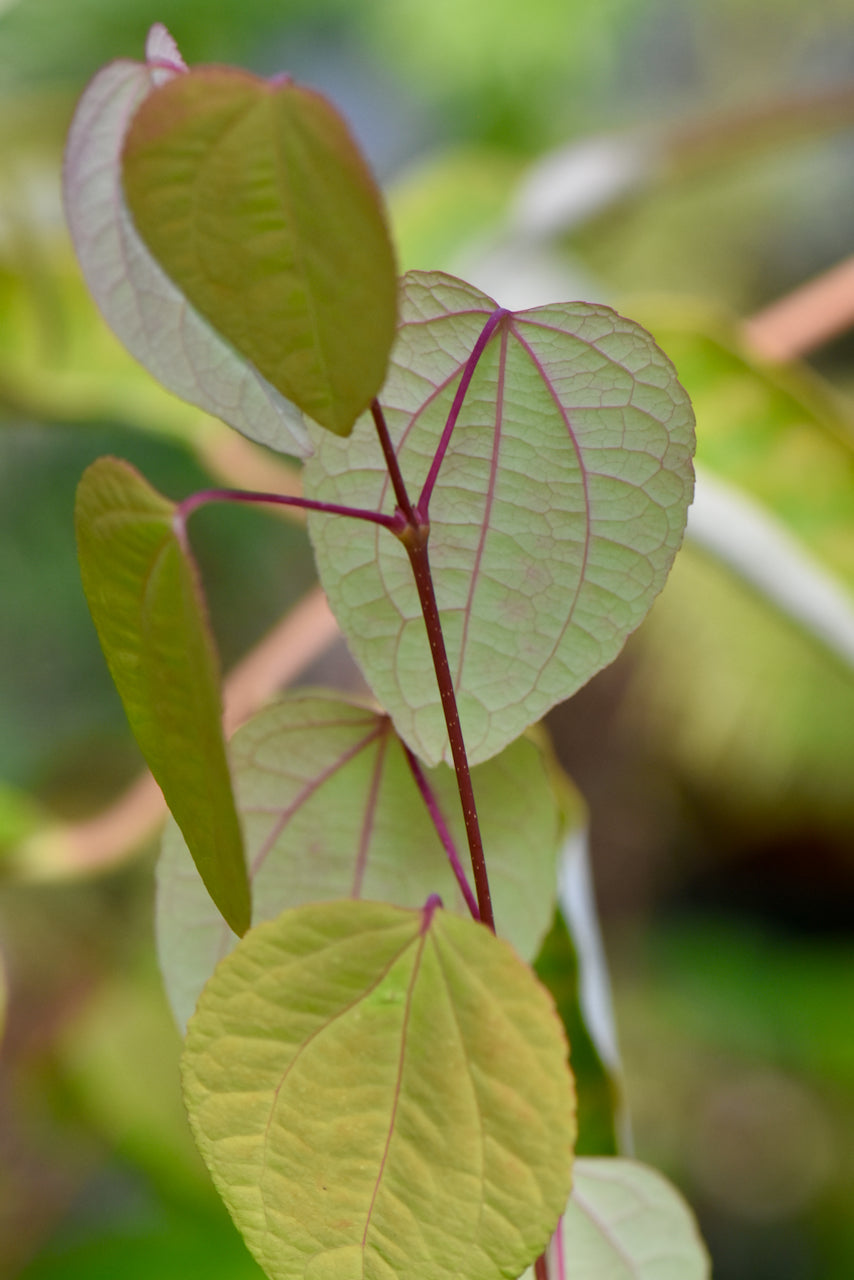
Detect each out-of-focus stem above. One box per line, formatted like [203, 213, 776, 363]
[14, 587, 340, 879]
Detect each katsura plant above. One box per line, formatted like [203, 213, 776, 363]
[65, 24, 710, 1280]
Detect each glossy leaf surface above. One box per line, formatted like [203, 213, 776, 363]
[63, 32, 312, 456]
[182, 899, 575, 1280]
[306, 271, 695, 766]
[75, 457, 249, 935]
[158, 691, 571, 1029]
[521, 1159, 710, 1279]
[122, 66, 398, 437]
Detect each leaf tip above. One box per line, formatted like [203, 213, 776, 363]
[420, 892, 443, 933]
[224, 886, 252, 939]
[145, 23, 187, 77]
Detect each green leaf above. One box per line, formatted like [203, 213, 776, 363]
[519, 1159, 710, 1280]
[75, 456, 249, 935]
[638, 303, 854, 596]
[63, 37, 311, 457]
[534, 910, 620, 1157]
[0, 237, 229, 445]
[158, 691, 570, 1029]
[306, 271, 695, 766]
[622, 306, 854, 817]
[122, 66, 398, 437]
[182, 898, 576, 1280]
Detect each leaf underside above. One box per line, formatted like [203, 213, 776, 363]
[520, 1158, 710, 1280]
[182, 899, 576, 1280]
[157, 690, 572, 1029]
[122, 67, 398, 437]
[75, 457, 250, 935]
[63, 54, 312, 456]
[306, 271, 695, 767]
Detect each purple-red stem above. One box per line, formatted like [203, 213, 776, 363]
[534, 1253, 549, 1280]
[418, 308, 507, 516]
[402, 742, 480, 921]
[400, 526, 495, 931]
[176, 486, 406, 533]
[371, 400, 417, 524]
[371, 392, 496, 932]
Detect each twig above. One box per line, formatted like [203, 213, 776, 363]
[743, 254, 854, 362]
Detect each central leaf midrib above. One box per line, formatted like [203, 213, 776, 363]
[360, 924, 430, 1266]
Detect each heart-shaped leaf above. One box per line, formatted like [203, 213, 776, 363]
[521, 1159, 710, 1279]
[75, 457, 249, 935]
[63, 27, 311, 457]
[122, 65, 398, 437]
[158, 691, 574, 1029]
[182, 898, 575, 1280]
[306, 271, 695, 766]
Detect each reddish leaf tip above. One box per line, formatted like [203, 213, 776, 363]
[145, 23, 187, 76]
[420, 893, 443, 933]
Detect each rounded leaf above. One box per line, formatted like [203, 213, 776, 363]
[158, 691, 572, 1029]
[182, 899, 575, 1280]
[306, 272, 695, 766]
[524, 1158, 710, 1279]
[122, 67, 398, 436]
[63, 38, 311, 456]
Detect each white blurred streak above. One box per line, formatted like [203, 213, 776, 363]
[560, 828, 633, 1154]
[509, 134, 660, 239]
[688, 467, 854, 668]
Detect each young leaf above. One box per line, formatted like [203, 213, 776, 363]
[121, 66, 398, 437]
[306, 271, 695, 766]
[157, 691, 570, 1029]
[75, 457, 249, 935]
[523, 1159, 710, 1280]
[63, 29, 312, 457]
[182, 899, 576, 1280]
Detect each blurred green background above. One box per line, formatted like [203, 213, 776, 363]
[1, 0, 853, 1276]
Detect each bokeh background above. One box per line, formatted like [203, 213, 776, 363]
[1, 1, 853, 1276]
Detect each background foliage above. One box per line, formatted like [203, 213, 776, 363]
[1, 1, 853, 1277]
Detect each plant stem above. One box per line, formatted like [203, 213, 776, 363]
[368, 399, 496, 929]
[401, 526, 495, 932]
[176, 486, 406, 533]
[534, 1253, 549, 1280]
[371, 399, 418, 524]
[401, 742, 480, 921]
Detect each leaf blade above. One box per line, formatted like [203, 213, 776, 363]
[157, 691, 569, 1029]
[551, 1159, 711, 1279]
[63, 50, 311, 456]
[306, 271, 695, 765]
[75, 457, 249, 934]
[121, 67, 398, 437]
[182, 899, 575, 1280]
